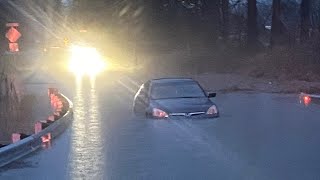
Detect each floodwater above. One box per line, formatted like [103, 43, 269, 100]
[2, 73, 320, 180]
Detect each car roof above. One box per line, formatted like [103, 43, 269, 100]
[150, 78, 195, 84]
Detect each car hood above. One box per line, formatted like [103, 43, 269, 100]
[151, 97, 214, 113]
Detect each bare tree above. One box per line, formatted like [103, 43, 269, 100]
[300, 0, 312, 42]
[247, 0, 258, 49]
[271, 0, 282, 46]
[200, 0, 220, 44]
[219, 0, 229, 40]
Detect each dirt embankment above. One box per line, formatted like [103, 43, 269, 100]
[133, 46, 320, 94]
[194, 72, 320, 94]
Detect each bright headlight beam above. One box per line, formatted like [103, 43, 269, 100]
[68, 45, 107, 77]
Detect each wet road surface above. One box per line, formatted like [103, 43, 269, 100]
[1, 1, 320, 179]
[1, 72, 320, 180]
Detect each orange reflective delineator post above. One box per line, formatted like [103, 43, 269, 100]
[51, 95, 59, 108]
[41, 133, 51, 143]
[57, 104, 63, 109]
[12, 133, 21, 143]
[48, 115, 55, 121]
[54, 111, 60, 117]
[35, 122, 42, 134]
[53, 100, 62, 106]
[55, 101, 63, 109]
[48, 88, 58, 97]
[53, 101, 63, 111]
[50, 94, 56, 106]
[303, 95, 311, 106]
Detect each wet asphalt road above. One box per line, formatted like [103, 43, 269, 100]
[1, 1, 320, 179]
[1, 71, 320, 180]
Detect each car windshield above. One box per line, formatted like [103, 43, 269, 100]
[151, 81, 206, 99]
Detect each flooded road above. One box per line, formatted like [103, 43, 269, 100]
[2, 72, 320, 180]
[1, 1, 320, 179]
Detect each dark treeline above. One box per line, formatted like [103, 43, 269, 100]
[135, 0, 320, 49]
[98, 0, 320, 77]
[0, 0, 319, 71]
[0, 1, 319, 51]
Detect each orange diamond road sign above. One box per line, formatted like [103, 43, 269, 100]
[6, 27, 21, 43]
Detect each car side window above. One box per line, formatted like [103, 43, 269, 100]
[140, 85, 146, 98]
[143, 81, 150, 97]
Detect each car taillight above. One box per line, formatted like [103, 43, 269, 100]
[152, 108, 168, 118]
[207, 105, 218, 115]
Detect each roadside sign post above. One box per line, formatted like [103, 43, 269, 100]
[5, 23, 21, 53]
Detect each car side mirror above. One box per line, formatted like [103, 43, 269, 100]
[207, 92, 216, 98]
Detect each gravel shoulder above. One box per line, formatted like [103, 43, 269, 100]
[194, 72, 320, 94]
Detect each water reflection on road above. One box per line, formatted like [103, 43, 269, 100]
[68, 76, 104, 179]
[4, 76, 320, 180]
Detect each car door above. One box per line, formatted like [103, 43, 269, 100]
[134, 82, 150, 115]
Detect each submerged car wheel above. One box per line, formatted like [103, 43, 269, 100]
[133, 105, 145, 117]
[133, 105, 150, 119]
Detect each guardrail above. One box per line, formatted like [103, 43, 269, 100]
[0, 88, 73, 168]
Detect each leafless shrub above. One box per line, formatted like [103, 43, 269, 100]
[0, 56, 23, 142]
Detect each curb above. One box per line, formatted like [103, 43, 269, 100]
[0, 88, 73, 168]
